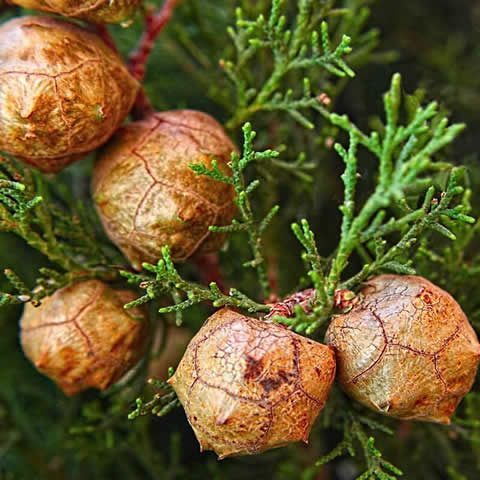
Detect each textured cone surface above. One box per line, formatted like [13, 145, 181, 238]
[9, 0, 142, 24]
[0, 16, 139, 173]
[169, 308, 336, 458]
[20, 280, 149, 396]
[325, 274, 480, 423]
[92, 110, 237, 269]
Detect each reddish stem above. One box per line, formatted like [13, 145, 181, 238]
[334, 288, 359, 310]
[267, 255, 280, 302]
[128, 0, 182, 82]
[263, 288, 359, 321]
[397, 421, 412, 439]
[94, 24, 118, 53]
[264, 289, 316, 320]
[194, 253, 229, 294]
[130, 88, 155, 120]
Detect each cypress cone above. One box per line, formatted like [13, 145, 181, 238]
[92, 110, 237, 269]
[326, 275, 480, 424]
[8, 0, 142, 24]
[20, 280, 149, 396]
[0, 16, 139, 173]
[168, 308, 336, 458]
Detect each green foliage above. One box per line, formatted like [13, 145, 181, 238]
[121, 244, 269, 320]
[123, 122, 282, 314]
[302, 392, 403, 480]
[191, 122, 279, 296]
[221, 0, 354, 129]
[128, 375, 179, 420]
[412, 183, 480, 330]
[213, 0, 385, 134]
[276, 74, 474, 333]
[0, 159, 119, 306]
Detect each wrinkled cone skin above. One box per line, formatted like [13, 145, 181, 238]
[326, 275, 480, 424]
[168, 308, 336, 458]
[92, 110, 237, 269]
[0, 16, 139, 173]
[9, 0, 142, 24]
[20, 280, 149, 396]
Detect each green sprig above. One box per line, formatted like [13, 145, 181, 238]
[191, 122, 279, 298]
[303, 409, 401, 480]
[128, 376, 180, 420]
[121, 245, 270, 315]
[222, 0, 356, 129]
[277, 74, 472, 334]
[0, 159, 119, 305]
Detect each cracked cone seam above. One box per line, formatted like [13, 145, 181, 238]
[326, 274, 480, 424]
[8, 0, 143, 24]
[168, 308, 336, 458]
[0, 16, 139, 173]
[92, 110, 237, 269]
[20, 280, 149, 396]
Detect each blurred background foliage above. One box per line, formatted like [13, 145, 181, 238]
[1, 0, 479, 479]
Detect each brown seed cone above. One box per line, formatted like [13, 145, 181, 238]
[325, 274, 480, 424]
[20, 280, 149, 396]
[0, 16, 139, 173]
[168, 308, 336, 458]
[92, 110, 237, 269]
[9, 0, 142, 24]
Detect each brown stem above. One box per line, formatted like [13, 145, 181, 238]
[397, 421, 412, 439]
[263, 288, 358, 321]
[267, 255, 280, 302]
[94, 24, 118, 54]
[128, 0, 181, 119]
[264, 289, 316, 320]
[333, 288, 359, 310]
[194, 253, 228, 294]
[130, 88, 155, 120]
[128, 0, 182, 82]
